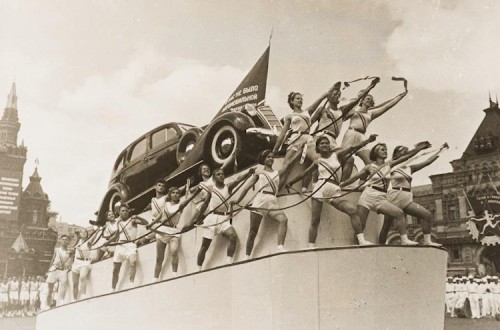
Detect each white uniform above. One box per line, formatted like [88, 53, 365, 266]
[97, 221, 118, 254]
[251, 170, 280, 216]
[358, 163, 391, 212]
[341, 109, 372, 153]
[492, 282, 500, 316]
[445, 282, 457, 315]
[0, 282, 8, 303]
[467, 281, 480, 318]
[72, 241, 92, 274]
[192, 178, 214, 212]
[287, 112, 313, 152]
[47, 247, 72, 284]
[156, 202, 181, 243]
[39, 282, 49, 311]
[315, 105, 344, 148]
[387, 165, 414, 209]
[29, 280, 38, 303]
[203, 184, 232, 239]
[113, 218, 138, 263]
[454, 282, 468, 310]
[8, 280, 19, 302]
[19, 281, 29, 302]
[313, 153, 343, 201]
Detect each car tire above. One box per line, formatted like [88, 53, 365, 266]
[97, 188, 125, 225]
[209, 124, 241, 166]
[176, 128, 203, 165]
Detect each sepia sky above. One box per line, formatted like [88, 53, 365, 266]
[1, 0, 499, 226]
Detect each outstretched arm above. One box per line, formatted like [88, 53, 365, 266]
[227, 167, 256, 192]
[306, 83, 339, 116]
[233, 175, 259, 205]
[341, 78, 380, 118]
[340, 165, 371, 187]
[336, 134, 377, 161]
[370, 91, 407, 120]
[391, 141, 431, 168]
[410, 143, 448, 173]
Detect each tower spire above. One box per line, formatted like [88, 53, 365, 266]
[0, 82, 21, 146]
[489, 91, 496, 108]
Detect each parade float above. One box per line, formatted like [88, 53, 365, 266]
[36, 45, 448, 330]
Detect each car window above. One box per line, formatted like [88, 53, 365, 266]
[114, 152, 126, 172]
[151, 127, 178, 149]
[129, 138, 147, 161]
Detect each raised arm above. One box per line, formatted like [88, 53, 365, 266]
[410, 143, 448, 173]
[232, 174, 259, 205]
[341, 78, 380, 118]
[336, 134, 377, 161]
[305, 83, 338, 116]
[272, 115, 292, 154]
[370, 90, 407, 120]
[391, 141, 431, 168]
[227, 167, 256, 192]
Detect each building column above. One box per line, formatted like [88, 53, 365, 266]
[458, 195, 467, 218]
[435, 199, 443, 222]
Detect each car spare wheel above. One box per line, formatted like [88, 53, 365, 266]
[210, 125, 241, 165]
[176, 128, 203, 165]
[108, 189, 125, 215]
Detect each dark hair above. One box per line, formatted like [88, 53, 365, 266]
[315, 136, 330, 153]
[155, 179, 167, 186]
[212, 167, 224, 176]
[119, 203, 130, 210]
[257, 149, 272, 165]
[166, 186, 180, 202]
[369, 143, 387, 161]
[392, 146, 407, 160]
[287, 92, 302, 109]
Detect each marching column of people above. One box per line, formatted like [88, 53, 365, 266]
[35, 76, 454, 308]
[445, 275, 500, 319]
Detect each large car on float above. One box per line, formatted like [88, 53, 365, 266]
[95, 104, 282, 225]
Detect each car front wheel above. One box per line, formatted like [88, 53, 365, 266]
[209, 125, 241, 166]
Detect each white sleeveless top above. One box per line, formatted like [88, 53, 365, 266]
[51, 247, 72, 270]
[103, 221, 118, 239]
[366, 163, 390, 191]
[164, 202, 181, 227]
[257, 170, 279, 195]
[349, 110, 372, 133]
[151, 195, 167, 220]
[318, 106, 343, 137]
[209, 184, 230, 213]
[76, 240, 92, 260]
[317, 152, 342, 184]
[117, 218, 138, 242]
[390, 166, 412, 189]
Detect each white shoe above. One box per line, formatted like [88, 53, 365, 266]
[153, 277, 160, 282]
[172, 272, 177, 278]
[401, 239, 419, 246]
[422, 241, 442, 247]
[276, 245, 287, 252]
[244, 255, 251, 260]
[307, 243, 316, 249]
[359, 240, 374, 246]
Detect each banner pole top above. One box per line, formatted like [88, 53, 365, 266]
[269, 26, 273, 46]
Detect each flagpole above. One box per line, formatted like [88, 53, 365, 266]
[487, 174, 500, 195]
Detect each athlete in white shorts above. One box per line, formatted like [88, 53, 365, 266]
[379, 143, 446, 245]
[341, 143, 430, 245]
[111, 204, 148, 291]
[0, 278, 8, 316]
[47, 235, 73, 306]
[196, 167, 254, 270]
[293, 135, 377, 246]
[72, 229, 93, 300]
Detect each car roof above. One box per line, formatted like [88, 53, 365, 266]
[119, 122, 195, 153]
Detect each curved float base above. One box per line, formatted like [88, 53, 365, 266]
[37, 246, 447, 330]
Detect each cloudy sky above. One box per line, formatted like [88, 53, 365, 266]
[1, 0, 499, 226]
